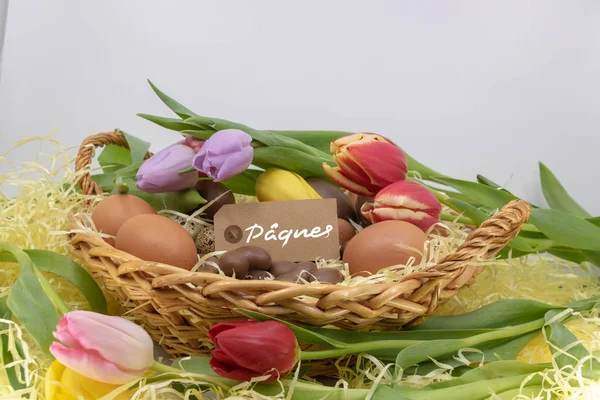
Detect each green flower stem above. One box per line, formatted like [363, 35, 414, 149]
[300, 318, 545, 361]
[150, 361, 185, 375]
[34, 269, 70, 316]
[440, 213, 475, 225]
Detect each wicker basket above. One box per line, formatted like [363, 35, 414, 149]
[68, 131, 531, 369]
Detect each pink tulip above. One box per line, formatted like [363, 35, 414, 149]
[49, 311, 154, 384]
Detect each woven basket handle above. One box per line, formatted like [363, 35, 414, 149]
[435, 199, 531, 271]
[75, 131, 153, 195]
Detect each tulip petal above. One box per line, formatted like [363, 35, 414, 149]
[50, 343, 145, 385]
[54, 311, 154, 372]
[322, 163, 375, 196]
[344, 140, 407, 188]
[214, 146, 254, 182]
[135, 143, 198, 194]
[255, 169, 322, 202]
[334, 151, 376, 190]
[209, 321, 259, 344]
[367, 207, 439, 231]
[210, 349, 268, 382]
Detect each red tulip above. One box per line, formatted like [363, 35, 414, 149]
[360, 180, 442, 231]
[209, 320, 298, 382]
[322, 133, 408, 196]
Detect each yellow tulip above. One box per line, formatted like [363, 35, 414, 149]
[255, 168, 322, 202]
[45, 360, 132, 400]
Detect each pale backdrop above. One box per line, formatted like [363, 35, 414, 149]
[0, 0, 599, 213]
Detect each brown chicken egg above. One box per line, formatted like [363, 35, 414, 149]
[91, 194, 157, 246]
[342, 220, 427, 276]
[115, 214, 198, 270]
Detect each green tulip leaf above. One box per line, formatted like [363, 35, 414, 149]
[147, 80, 199, 119]
[184, 116, 332, 160]
[180, 130, 216, 140]
[587, 216, 600, 228]
[235, 309, 347, 348]
[582, 250, 600, 268]
[0, 250, 107, 314]
[121, 131, 151, 165]
[528, 209, 600, 251]
[97, 145, 132, 173]
[394, 319, 549, 372]
[401, 332, 539, 376]
[547, 248, 589, 265]
[475, 174, 502, 189]
[432, 177, 519, 210]
[137, 114, 204, 132]
[443, 198, 490, 225]
[0, 297, 29, 395]
[403, 152, 450, 181]
[2, 244, 61, 356]
[539, 162, 591, 218]
[544, 310, 600, 378]
[429, 360, 546, 389]
[271, 130, 348, 155]
[411, 299, 557, 330]
[252, 146, 331, 180]
[220, 170, 262, 196]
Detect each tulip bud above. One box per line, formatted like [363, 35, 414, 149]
[136, 143, 198, 194]
[45, 360, 131, 400]
[322, 133, 408, 196]
[192, 129, 253, 182]
[209, 320, 298, 382]
[49, 311, 154, 384]
[360, 180, 442, 232]
[255, 168, 322, 202]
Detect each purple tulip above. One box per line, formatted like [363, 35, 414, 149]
[192, 129, 253, 182]
[136, 143, 198, 193]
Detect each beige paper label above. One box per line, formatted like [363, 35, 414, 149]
[214, 199, 340, 262]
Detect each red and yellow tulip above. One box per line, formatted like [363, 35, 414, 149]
[322, 133, 408, 196]
[360, 180, 442, 231]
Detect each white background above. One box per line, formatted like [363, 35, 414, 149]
[0, 0, 599, 213]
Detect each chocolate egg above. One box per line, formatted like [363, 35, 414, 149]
[311, 268, 344, 284]
[218, 250, 250, 277]
[197, 264, 219, 274]
[115, 214, 198, 270]
[194, 180, 236, 220]
[270, 261, 299, 277]
[92, 194, 157, 246]
[234, 246, 272, 270]
[244, 270, 275, 280]
[306, 178, 356, 220]
[338, 218, 356, 246]
[197, 256, 219, 273]
[342, 220, 427, 276]
[276, 272, 306, 284]
[294, 261, 318, 276]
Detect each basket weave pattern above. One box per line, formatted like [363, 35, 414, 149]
[69, 132, 532, 359]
